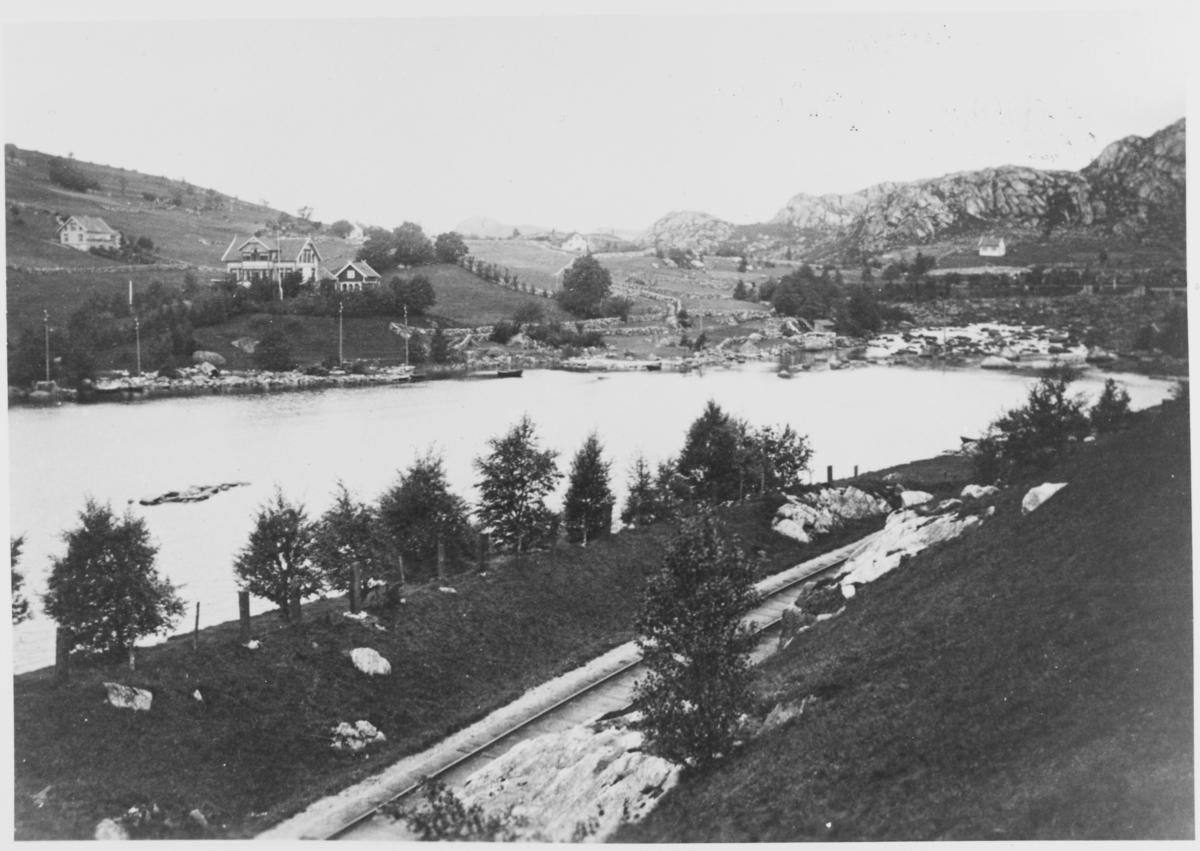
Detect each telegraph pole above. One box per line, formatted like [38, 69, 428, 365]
[404, 304, 410, 367]
[338, 300, 344, 366]
[43, 310, 50, 382]
[134, 315, 142, 376]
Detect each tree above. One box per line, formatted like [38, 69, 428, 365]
[841, 285, 882, 336]
[556, 254, 613, 318]
[732, 279, 749, 301]
[253, 328, 295, 371]
[982, 367, 1090, 474]
[358, 227, 399, 272]
[562, 432, 615, 545]
[634, 511, 759, 769]
[233, 489, 321, 618]
[312, 482, 380, 592]
[429, 324, 452, 364]
[11, 535, 31, 624]
[297, 206, 313, 222]
[678, 401, 745, 503]
[280, 268, 305, 298]
[394, 222, 435, 267]
[621, 454, 669, 527]
[474, 415, 562, 562]
[330, 220, 354, 239]
[434, 231, 469, 264]
[42, 500, 185, 658]
[747, 424, 812, 493]
[1089, 378, 1131, 434]
[391, 274, 436, 315]
[378, 452, 473, 580]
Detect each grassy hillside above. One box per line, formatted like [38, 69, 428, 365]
[618, 400, 1192, 841]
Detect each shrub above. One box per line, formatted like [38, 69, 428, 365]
[981, 371, 1089, 474]
[253, 328, 295, 371]
[42, 500, 185, 658]
[233, 489, 321, 618]
[48, 156, 100, 193]
[634, 511, 759, 769]
[489, 320, 519, 345]
[402, 780, 521, 841]
[1090, 378, 1131, 433]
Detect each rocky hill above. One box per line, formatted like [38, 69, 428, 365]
[640, 119, 1185, 260]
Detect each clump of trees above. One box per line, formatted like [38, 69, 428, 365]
[48, 156, 100, 193]
[555, 255, 634, 320]
[357, 223, 463, 271]
[634, 511, 759, 768]
[43, 500, 185, 659]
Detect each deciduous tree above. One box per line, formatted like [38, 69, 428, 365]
[378, 452, 473, 579]
[555, 254, 613, 318]
[312, 482, 381, 592]
[434, 231, 469, 264]
[42, 500, 184, 657]
[634, 511, 759, 769]
[474, 416, 562, 562]
[233, 489, 321, 618]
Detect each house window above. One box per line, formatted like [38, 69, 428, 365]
[347, 269, 356, 279]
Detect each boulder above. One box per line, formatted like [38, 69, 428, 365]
[899, 490, 934, 508]
[192, 351, 227, 367]
[331, 719, 387, 751]
[980, 355, 1015, 369]
[1021, 482, 1067, 515]
[961, 484, 1000, 500]
[94, 818, 130, 840]
[103, 682, 153, 712]
[196, 361, 217, 377]
[772, 518, 810, 543]
[350, 647, 391, 676]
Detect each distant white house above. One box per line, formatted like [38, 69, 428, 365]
[221, 235, 322, 284]
[331, 260, 381, 291]
[58, 215, 121, 252]
[978, 236, 1006, 257]
[562, 232, 590, 253]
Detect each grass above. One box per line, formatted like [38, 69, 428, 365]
[11, 488, 892, 840]
[463, 239, 577, 294]
[417, 263, 574, 327]
[617, 400, 1192, 841]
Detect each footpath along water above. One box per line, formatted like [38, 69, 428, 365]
[8, 363, 1176, 673]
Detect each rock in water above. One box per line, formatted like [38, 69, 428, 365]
[350, 647, 391, 676]
[103, 682, 153, 712]
[1022, 483, 1068, 515]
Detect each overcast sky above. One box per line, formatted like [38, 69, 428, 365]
[3, 4, 1189, 235]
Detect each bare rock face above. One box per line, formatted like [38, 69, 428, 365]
[639, 210, 736, 252]
[772, 487, 892, 542]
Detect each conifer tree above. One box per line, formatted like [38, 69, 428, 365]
[474, 416, 562, 564]
[379, 451, 472, 579]
[11, 535, 30, 625]
[563, 432, 614, 545]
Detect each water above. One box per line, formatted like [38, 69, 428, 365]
[8, 364, 1177, 673]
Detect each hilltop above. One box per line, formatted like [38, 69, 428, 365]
[641, 119, 1186, 262]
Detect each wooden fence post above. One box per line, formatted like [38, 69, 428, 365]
[238, 591, 252, 642]
[827, 465, 833, 483]
[55, 627, 71, 684]
[192, 601, 200, 651]
[350, 562, 362, 615]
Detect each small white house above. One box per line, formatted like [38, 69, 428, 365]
[58, 215, 121, 252]
[978, 236, 1006, 257]
[562, 232, 590, 253]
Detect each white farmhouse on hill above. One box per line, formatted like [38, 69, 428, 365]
[978, 235, 1006, 257]
[221, 235, 322, 284]
[562, 232, 589, 253]
[58, 215, 121, 252]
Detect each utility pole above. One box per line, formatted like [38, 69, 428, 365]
[134, 315, 142, 376]
[43, 310, 50, 382]
[404, 304, 410, 367]
[338, 300, 344, 366]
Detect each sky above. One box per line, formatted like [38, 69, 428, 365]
[2, 4, 1190, 236]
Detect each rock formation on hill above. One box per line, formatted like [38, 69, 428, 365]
[640, 119, 1185, 258]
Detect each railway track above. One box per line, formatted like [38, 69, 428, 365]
[260, 533, 877, 841]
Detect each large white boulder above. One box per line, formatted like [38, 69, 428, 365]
[771, 487, 892, 542]
[980, 355, 1015, 369]
[1022, 483, 1067, 515]
[961, 484, 1000, 500]
[457, 721, 678, 842]
[192, 350, 227, 366]
[350, 647, 391, 676]
[838, 509, 981, 592]
[103, 682, 153, 712]
[772, 518, 810, 543]
[899, 490, 934, 508]
[94, 819, 131, 840]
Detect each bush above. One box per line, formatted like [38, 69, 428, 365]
[402, 780, 520, 841]
[489, 320, 519, 345]
[233, 489, 321, 618]
[42, 500, 185, 658]
[634, 511, 759, 769]
[253, 328, 295, 371]
[1090, 378, 1131, 433]
[980, 371, 1090, 474]
[48, 156, 100, 193]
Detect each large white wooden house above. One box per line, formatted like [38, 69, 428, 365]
[562, 232, 590, 253]
[978, 235, 1006, 257]
[58, 215, 121, 252]
[331, 260, 382, 291]
[221, 235, 322, 284]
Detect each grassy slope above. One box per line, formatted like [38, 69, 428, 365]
[12, 494, 890, 840]
[619, 401, 1192, 842]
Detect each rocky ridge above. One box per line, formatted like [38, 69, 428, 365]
[640, 119, 1185, 256]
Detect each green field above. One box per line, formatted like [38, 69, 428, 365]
[463, 239, 577, 294]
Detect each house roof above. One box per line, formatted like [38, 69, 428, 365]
[58, 215, 117, 234]
[978, 236, 1005, 247]
[332, 260, 381, 280]
[220, 235, 323, 263]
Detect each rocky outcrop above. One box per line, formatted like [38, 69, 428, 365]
[642, 119, 1184, 254]
[837, 507, 983, 593]
[772, 487, 892, 543]
[640, 210, 736, 252]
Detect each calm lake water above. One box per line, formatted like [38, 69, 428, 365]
[8, 363, 1177, 673]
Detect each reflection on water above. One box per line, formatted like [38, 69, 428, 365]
[8, 364, 1176, 673]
